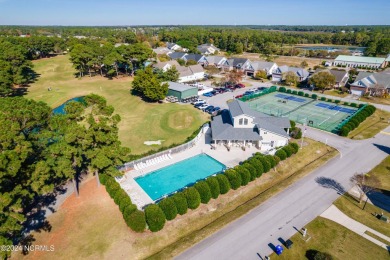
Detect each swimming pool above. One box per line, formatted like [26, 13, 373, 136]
[135, 154, 226, 201]
[52, 96, 86, 115]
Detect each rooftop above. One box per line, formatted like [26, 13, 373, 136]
[335, 55, 386, 64]
[168, 81, 197, 92]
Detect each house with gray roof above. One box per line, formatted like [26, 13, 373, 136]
[176, 64, 205, 83]
[166, 42, 188, 52]
[249, 61, 279, 76]
[168, 52, 188, 60]
[183, 54, 208, 65]
[272, 65, 309, 82]
[205, 56, 227, 68]
[197, 44, 220, 55]
[222, 58, 253, 74]
[313, 68, 349, 88]
[350, 70, 390, 96]
[211, 100, 290, 151]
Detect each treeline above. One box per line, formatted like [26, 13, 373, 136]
[0, 95, 131, 258]
[159, 27, 390, 56]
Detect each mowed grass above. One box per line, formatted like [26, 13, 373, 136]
[271, 217, 389, 260]
[26, 55, 208, 154]
[334, 194, 390, 237]
[14, 139, 337, 260]
[369, 156, 390, 191]
[348, 109, 390, 140]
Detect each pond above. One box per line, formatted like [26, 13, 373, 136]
[296, 45, 366, 53]
[52, 96, 86, 115]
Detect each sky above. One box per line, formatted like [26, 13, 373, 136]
[0, 0, 389, 26]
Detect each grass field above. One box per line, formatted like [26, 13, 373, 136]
[270, 217, 389, 260]
[348, 109, 390, 140]
[13, 139, 336, 260]
[26, 55, 208, 154]
[369, 156, 390, 191]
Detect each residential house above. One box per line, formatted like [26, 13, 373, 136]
[153, 47, 173, 56]
[211, 100, 290, 151]
[205, 56, 227, 68]
[333, 55, 387, 69]
[197, 44, 220, 55]
[350, 70, 390, 96]
[166, 42, 185, 51]
[313, 69, 349, 88]
[183, 54, 208, 66]
[272, 66, 309, 82]
[249, 61, 279, 77]
[168, 52, 188, 60]
[153, 60, 181, 72]
[222, 58, 252, 74]
[177, 64, 205, 83]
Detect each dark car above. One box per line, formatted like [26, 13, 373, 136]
[257, 86, 266, 91]
[204, 105, 214, 112]
[194, 102, 206, 108]
[235, 83, 245, 88]
[235, 94, 243, 98]
[203, 92, 214, 97]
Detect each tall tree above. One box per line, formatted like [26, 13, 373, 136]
[350, 173, 379, 206]
[132, 67, 168, 101]
[283, 71, 299, 86]
[309, 71, 336, 93]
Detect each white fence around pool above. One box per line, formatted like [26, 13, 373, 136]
[118, 123, 209, 172]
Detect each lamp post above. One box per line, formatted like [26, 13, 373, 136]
[300, 120, 307, 149]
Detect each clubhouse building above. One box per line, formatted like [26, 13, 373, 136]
[211, 100, 291, 151]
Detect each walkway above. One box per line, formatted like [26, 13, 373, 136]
[320, 205, 390, 251]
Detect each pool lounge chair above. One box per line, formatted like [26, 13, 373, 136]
[134, 164, 139, 171]
[168, 154, 172, 159]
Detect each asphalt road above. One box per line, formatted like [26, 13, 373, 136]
[177, 86, 390, 259]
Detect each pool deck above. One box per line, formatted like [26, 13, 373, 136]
[118, 129, 266, 209]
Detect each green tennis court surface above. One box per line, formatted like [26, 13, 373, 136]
[246, 92, 359, 133]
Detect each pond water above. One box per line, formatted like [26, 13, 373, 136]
[296, 45, 366, 53]
[52, 96, 85, 115]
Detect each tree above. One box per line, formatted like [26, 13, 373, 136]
[224, 169, 242, 190]
[234, 42, 244, 54]
[132, 67, 168, 101]
[125, 210, 146, 233]
[183, 187, 201, 209]
[145, 204, 166, 232]
[350, 173, 379, 205]
[224, 69, 244, 85]
[206, 176, 220, 199]
[172, 193, 188, 215]
[0, 60, 13, 96]
[157, 66, 179, 82]
[255, 70, 267, 80]
[309, 71, 336, 93]
[300, 60, 308, 68]
[216, 174, 231, 194]
[283, 71, 299, 86]
[194, 181, 212, 204]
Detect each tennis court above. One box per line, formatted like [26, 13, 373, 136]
[246, 92, 359, 133]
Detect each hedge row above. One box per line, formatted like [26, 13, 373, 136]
[151, 143, 299, 232]
[99, 174, 146, 232]
[339, 105, 376, 136]
[278, 87, 364, 108]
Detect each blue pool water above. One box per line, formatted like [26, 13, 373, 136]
[52, 96, 85, 115]
[135, 154, 226, 201]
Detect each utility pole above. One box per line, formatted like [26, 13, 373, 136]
[300, 120, 307, 149]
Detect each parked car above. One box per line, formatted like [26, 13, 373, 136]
[198, 104, 209, 110]
[235, 83, 245, 88]
[244, 91, 254, 96]
[195, 102, 207, 108]
[210, 106, 220, 113]
[235, 94, 243, 98]
[204, 105, 215, 112]
[203, 92, 214, 97]
[257, 86, 267, 91]
[193, 100, 205, 106]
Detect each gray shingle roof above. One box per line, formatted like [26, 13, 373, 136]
[251, 61, 275, 71]
[205, 56, 226, 65]
[314, 69, 348, 83]
[211, 100, 290, 140]
[168, 52, 187, 60]
[168, 82, 197, 92]
[229, 58, 250, 68]
[352, 71, 390, 89]
[184, 54, 205, 62]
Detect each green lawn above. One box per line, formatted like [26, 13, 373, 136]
[369, 156, 390, 191]
[26, 55, 208, 154]
[272, 217, 389, 260]
[348, 109, 390, 140]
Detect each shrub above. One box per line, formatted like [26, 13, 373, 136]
[334, 100, 340, 104]
[283, 145, 294, 157]
[265, 155, 276, 168]
[258, 157, 271, 173]
[217, 174, 231, 194]
[275, 149, 287, 160]
[114, 189, 128, 205]
[306, 249, 334, 260]
[358, 103, 365, 108]
[172, 193, 188, 215]
[290, 120, 296, 129]
[286, 89, 292, 93]
[292, 90, 298, 95]
[327, 98, 332, 102]
[304, 93, 310, 97]
[343, 101, 349, 106]
[235, 166, 251, 186]
[99, 174, 108, 185]
[119, 196, 133, 213]
[125, 210, 146, 233]
[278, 86, 286, 92]
[242, 163, 257, 180]
[320, 97, 326, 101]
[248, 158, 264, 178]
[290, 142, 299, 154]
[340, 126, 350, 136]
[123, 203, 137, 216]
[206, 176, 220, 199]
[298, 91, 304, 96]
[350, 102, 357, 107]
[145, 204, 166, 232]
[273, 155, 281, 166]
[194, 181, 212, 204]
[158, 197, 178, 221]
[183, 187, 201, 209]
[224, 169, 242, 190]
[311, 94, 317, 99]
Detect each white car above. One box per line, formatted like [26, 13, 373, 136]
[198, 104, 209, 110]
[193, 99, 205, 105]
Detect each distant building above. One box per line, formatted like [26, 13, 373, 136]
[197, 44, 220, 55]
[166, 42, 188, 52]
[153, 47, 172, 56]
[167, 82, 198, 102]
[177, 64, 205, 83]
[168, 52, 188, 60]
[205, 56, 227, 68]
[153, 60, 181, 72]
[249, 61, 279, 77]
[272, 66, 309, 82]
[222, 58, 252, 74]
[183, 54, 208, 65]
[350, 70, 390, 96]
[333, 55, 387, 69]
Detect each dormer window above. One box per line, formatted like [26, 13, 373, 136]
[239, 118, 243, 125]
[244, 118, 248, 125]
